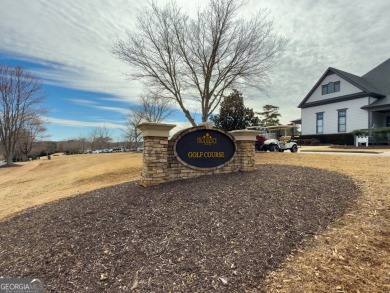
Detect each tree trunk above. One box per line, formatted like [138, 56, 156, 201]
[182, 108, 196, 126]
[5, 153, 14, 166]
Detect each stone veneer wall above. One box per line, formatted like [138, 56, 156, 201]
[141, 136, 170, 187]
[235, 140, 256, 171]
[138, 123, 258, 187]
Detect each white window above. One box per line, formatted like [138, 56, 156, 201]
[316, 112, 324, 134]
[338, 109, 346, 132]
[322, 81, 340, 95]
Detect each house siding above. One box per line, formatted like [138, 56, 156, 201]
[299, 59, 390, 135]
[301, 97, 370, 135]
[306, 74, 361, 103]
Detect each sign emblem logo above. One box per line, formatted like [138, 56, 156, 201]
[196, 133, 217, 145]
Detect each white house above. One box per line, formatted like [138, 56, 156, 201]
[298, 58, 390, 135]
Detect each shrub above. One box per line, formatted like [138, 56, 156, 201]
[298, 133, 354, 145]
[352, 128, 390, 144]
[310, 138, 321, 146]
[372, 127, 390, 134]
[352, 129, 369, 136]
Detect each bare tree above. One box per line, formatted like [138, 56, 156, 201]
[124, 91, 175, 149]
[58, 136, 90, 154]
[0, 66, 46, 165]
[113, 0, 287, 126]
[89, 126, 113, 150]
[17, 116, 46, 160]
[76, 136, 89, 153]
[138, 91, 175, 123]
[124, 109, 144, 150]
[56, 140, 77, 154]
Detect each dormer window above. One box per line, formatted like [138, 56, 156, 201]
[322, 81, 340, 95]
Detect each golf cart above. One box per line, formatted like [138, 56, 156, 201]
[248, 125, 299, 153]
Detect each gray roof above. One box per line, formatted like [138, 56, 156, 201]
[330, 67, 384, 95]
[362, 58, 390, 95]
[298, 58, 390, 109]
[361, 96, 390, 110]
[290, 118, 302, 124]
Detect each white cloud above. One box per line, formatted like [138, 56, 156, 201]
[244, 0, 390, 123]
[0, 0, 144, 102]
[68, 99, 98, 106]
[44, 116, 125, 129]
[1, 0, 390, 127]
[91, 106, 129, 115]
[67, 99, 129, 115]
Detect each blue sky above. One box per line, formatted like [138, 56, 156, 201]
[1, 0, 389, 141]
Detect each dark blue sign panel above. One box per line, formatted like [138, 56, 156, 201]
[175, 129, 236, 169]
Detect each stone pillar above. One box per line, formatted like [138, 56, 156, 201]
[137, 122, 176, 187]
[229, 130, 258, 171]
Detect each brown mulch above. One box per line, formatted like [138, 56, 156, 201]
[0, 165, 359, 292]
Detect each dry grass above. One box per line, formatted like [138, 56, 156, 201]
[1, 151, 389, 291]
[258, 153, 390, 292]
[0, 153, 142, 221]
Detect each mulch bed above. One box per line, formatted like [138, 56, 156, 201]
[0, 165, 359, 292]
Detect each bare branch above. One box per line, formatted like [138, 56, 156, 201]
[124, 89, 175, 148]
[0, 66, 47, 165]
[113, 0, 288, 124]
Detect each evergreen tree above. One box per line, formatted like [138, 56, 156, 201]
[256, 104, 281, 127]
[211, 90, 259, 131]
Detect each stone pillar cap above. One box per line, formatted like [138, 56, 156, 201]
[138, 122, 176, 137]
[197, 122, 214, 129]
[229, 129, 259, 141]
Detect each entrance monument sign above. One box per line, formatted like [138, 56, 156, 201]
[137, 122, 258, 187]
[174, 129, 236, 169]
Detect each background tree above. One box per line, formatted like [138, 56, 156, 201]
[17, 116, 46, 160]
[57, 139, 87, 154]
[124, 91, 175, 149]
[113, 0, 287, 126]
[137, 92, 175, 123]
[124, 109, 144, 150]
[211, 90, 258, 131]
[256, 104, 281, 127]
[46, 141, 57, 156]
[0, 66, 46, 165]
[76, 136, 89, 153]
[89, 126, 112, 150]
